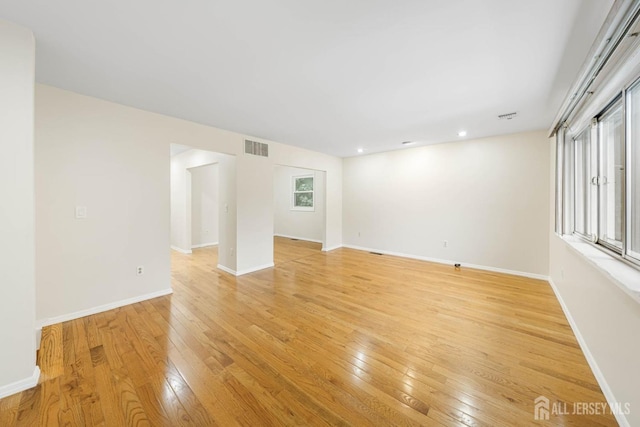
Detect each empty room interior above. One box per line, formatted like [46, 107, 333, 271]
[1, 0, 640, 426]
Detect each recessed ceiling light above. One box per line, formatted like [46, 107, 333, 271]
[357, 148, 364, 153]
[458, 130, 467, 137]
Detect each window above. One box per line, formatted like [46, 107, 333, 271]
[557, 78, 640, 267]
[562, 130, 574, 235]
[573, 128, 592, 238]
[555, 130, 563, 235]
[292, 175, 314, 211]
[597, 102, 624, 250]
[628, 82, 640, 261]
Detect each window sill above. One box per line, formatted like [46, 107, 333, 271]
[561, 235, 640, 303]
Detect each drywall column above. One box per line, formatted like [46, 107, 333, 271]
[236, 154, 274, 274]
[0, 19, 39, 398]
[218, 155, 237, 272]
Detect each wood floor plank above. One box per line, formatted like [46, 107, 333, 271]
[37, 377, 60, 427]
[0, 392, 21, 427]
[135, 381, 172, 426]
[0, 238, 619, 425]
[37, 324, 64, 383]
[14, 383, 42, 426]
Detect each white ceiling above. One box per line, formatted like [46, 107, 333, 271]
[0, 0, 613, 157]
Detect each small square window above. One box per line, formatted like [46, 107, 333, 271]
[292, 175, 314, 211]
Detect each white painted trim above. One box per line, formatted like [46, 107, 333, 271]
[191, 242, 218, 249]
[217, 264, 237, 276]
[547, 278, 631, 427]
[322, 244, 343, 252]
[35, 328, 42, 350]
[171, 245, 192, 254]
[237, 263, 275, 276]
[36, 288, 173, 328]
[218, 262, 275, 276]
[0, 366, 40, 400]
[341, 244, 549, 281]
[274, 233, 323, 244]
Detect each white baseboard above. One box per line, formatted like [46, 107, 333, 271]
[547, 278, 630, 427]
[322, 244, 343, 252]
[217, 264, 237, 276]
[191, 242, 218, 249]
[171, 245, 192, 254]
[0, 366, 40, 400]
[217, 262, 275, 276]
[341, 244, 548, 281]
[274, 234, 323, 244]
[237, 263, 275, 276]
[36, 288, 173, 328]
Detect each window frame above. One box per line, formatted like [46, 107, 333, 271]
[572, 125, 593, 241]
[291, 174, 315, 212]
[557, 76, 640, 270]
[595, 97, 625, 254]
[626, 78, 640, 264]
[555, 128, 565, 235]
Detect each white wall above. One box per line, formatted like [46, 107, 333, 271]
[274, 166, 325, 243]
[35, 84, 342, 324]
[0, 19, 38, 396]
[343, 130, 550, 277]
[217, 155, 237, 271]
[170, 150, 230, 260]
[548, 139, 640, 427]
[36, 89, 172, 325]
[191, 164, 219, 247]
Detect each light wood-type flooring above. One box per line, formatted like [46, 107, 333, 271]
[0, 237, 617, 426]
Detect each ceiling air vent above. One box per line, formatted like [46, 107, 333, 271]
[498, 112, 518, 120]
[244, 139, 269, 157]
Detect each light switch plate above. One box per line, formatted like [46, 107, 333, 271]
[75, 206, 87, 219]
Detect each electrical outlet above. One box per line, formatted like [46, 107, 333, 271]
[443, 240, 448, 248]
[75, 206, 87, 219]
[137, 266, 144, 276]
[358, 231, 361, 237]
[230, 248, 234, 256]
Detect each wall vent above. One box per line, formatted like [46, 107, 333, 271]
[498, 112, 518, 120]
[244, 139, 269, 157]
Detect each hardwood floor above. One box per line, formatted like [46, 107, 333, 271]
[0, 237, 617, 426]
[273, 236, 322, 265]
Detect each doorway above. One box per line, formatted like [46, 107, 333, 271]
[273, 165, 326, 265]
[170, 143, 236, 273]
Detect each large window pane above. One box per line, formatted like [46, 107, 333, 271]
[563, 132, 574, 234]
[628, 84, 640, 259]
[574, 129, 591, 237]
[598, 104, 624, 250]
